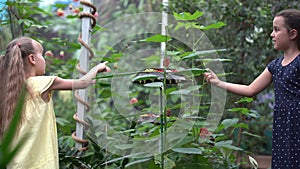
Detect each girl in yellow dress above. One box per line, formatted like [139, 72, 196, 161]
[0, 37, 111, 169]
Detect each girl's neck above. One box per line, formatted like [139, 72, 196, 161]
[25, 70, 36, 79]
[282, 47, 300, 66]
[24, 63, 36, 79]
[283, 47, 300, 58]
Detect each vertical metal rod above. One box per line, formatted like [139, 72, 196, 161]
[160, 0, 168, 68]
[75, 0, 91, 149]
[160, 1, 168, 168]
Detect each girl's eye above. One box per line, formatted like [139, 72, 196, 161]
[273, 27, 280, 32]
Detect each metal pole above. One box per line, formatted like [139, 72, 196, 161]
[159, 1, 168, 168]
[75, 0, 91, 149]
[160, 0, 168, 68]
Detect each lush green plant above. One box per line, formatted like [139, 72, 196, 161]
[1, 0, 299, 168]
[0, 88, 27, 168]
[62, 10, 253, 169]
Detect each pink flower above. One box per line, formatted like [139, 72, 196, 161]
[59, 51, 64, 58]
[73, 0, 79, 2]
[56, 8, 64, 17]
[199, 128, 212, 138]
[94, 11, 99, 18]
[130, 98, 138, 105]
[163, 58, 170, 67]
[73, 8, 81, 14]
[44, 50, 53, 57]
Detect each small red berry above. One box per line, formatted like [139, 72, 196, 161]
[130, 98, 138, 105]
[166, 109, 172, 117]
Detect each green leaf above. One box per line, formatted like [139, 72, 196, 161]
[197, 58, 232, 63]
[92, 24, 106, 34]
[125, 158, 153, 168]
[215, 140, 243, 151]
[221, 118, 239, 129]
[228, 108, 259, 118]
[53, 3, 68, 9]
[0, 87, 28, 166]
[200, 22, 226, 30]
[228, 107, 250, 114]
[66, 15, 79, 19]
[242, 131, 262, 138]
[140, 34, 172, 42]
[172, 148, 203, 154]
[174, 11, 203, 21]
[235, 97, 254, 104]
[132, 74, 158, 83]
[174, 22, 188, 30]
[18, 19, 33, 26]
[175, 22, 203, 30]
[233, 123, 249, 129]
[178, 68, 208, 76]
[182, 49, 227, 60]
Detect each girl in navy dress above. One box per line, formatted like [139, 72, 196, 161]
[204, 9, 300, 169]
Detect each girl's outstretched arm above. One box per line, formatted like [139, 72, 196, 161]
[204, 68, 272, 97]
[48, 61, 111, 91]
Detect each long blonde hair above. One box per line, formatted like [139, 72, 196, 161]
[0, 37, 35, 138]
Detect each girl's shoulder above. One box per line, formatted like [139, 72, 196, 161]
[267, 56, 283, 73]
[27, 76, 57, 93]
[271, 56, 284, 65]
[27, 75, 56, 81]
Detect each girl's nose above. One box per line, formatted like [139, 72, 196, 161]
[270, 31, 275, 38]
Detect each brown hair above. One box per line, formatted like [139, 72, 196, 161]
[0, 37, 34, 138]
[276, 9, 300, 49]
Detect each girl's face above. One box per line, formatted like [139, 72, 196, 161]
[32, 40, 46, 75]
[271, 16, 291, 51]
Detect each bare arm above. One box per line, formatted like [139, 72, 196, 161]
[49, 61, 111, 91]
[204, 68, 272, 97]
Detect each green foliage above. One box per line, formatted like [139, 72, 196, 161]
[75, 9, 247, 169]
[141, 34, 172, 43]
[0, 87, 27, 168]
[1, 0, 298, 168]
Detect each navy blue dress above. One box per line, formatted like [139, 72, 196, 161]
[267, 54, 300, 169]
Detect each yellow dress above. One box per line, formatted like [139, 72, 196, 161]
[8, 76, 59, 169]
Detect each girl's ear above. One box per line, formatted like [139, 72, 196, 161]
[28, 54, 36, 65]
[289, 29, 298, 40]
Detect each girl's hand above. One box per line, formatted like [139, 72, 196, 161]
[97, 61, 111, 73]
[203, 68, 221, 86]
